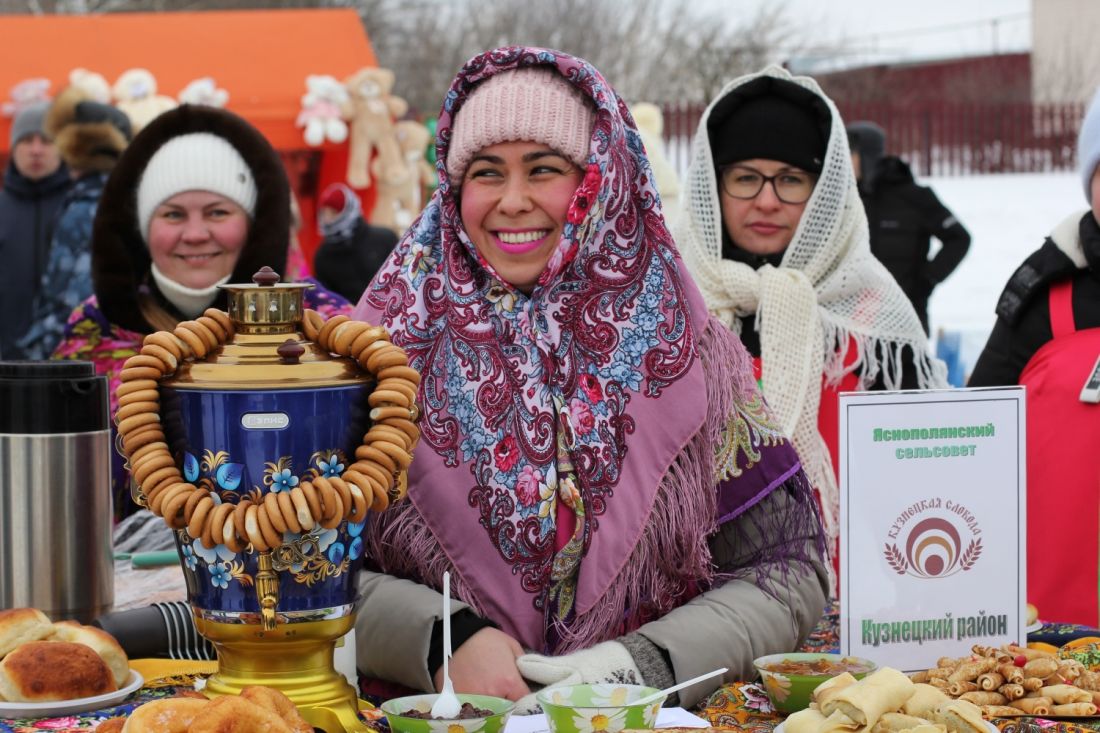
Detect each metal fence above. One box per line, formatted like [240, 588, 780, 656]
[659, 100, 1087, 178]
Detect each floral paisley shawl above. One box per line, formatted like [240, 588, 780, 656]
[354, 47, 712, 651]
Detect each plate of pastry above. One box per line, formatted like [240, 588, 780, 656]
[0, 669, 144, 717]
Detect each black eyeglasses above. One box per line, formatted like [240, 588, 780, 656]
[719, 165, 817, 204]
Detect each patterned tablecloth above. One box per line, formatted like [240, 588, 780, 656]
[5, 597, 1100, 732]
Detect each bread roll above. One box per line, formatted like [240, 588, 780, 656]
[0, 608, 53, 658]
[50, 620, 130, 686]
[187, 695, 295, 733]
[0, 641, 115, 701]
[121, 697, 208, 733]
[240, 686, 313, 733]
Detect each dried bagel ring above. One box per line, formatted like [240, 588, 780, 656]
[276, 490, 302, 534]
[355, 444, 396, 474]
[366, 425, 412, 451]
[206, 502, 235, 550]
[116, 400, 159, 423]
[184, 488, 210, 523]
[332, 321, 370, 356]
[366, 345, 407, 373]
[319, 490, 344, 530]
[131, 449, 174, 478]
[300, 482, 323, 523]
[135, 461, 178, 490]
[187, 495, 215, 539]
[116, 378, 159, 396]
[182, 319, 219, 352]
[162, 486, 194, 529]
[232, 500, 252, 546]
[117, 389, 160, 407]
[202, 308, 234, 339]
[120, 365, 164, 382]
[381, 417, 420, 444]
[289, 488, 313, 531]
[312, 476, 340, 522]
[351, 460, 393, 491]
[365, 473, 390, 511]
[123, 354, 168, 372]
[123, 425, 166, 453]
[174, 324, 208, 359]
[129, 440, 170, 468]
[302, 310, 325, 341]
[117, 411, 160, 436]
[375, 378, 418, 403]
[223, 518, 246, 554]
[146, 479, 183, 513]
[376, 365, 421, 385]
[263, 492, 288, 534]
[349, 326, 389, 356]
[367, 389, 410, 409]
[317, 315, 351, 350]
[339, 475, 370, 520]
[370, 406, 413, 422]
[140, 343, 178, 372]
[244, 504, 269, 552]
[255, 504, 282, 550]
[143, 330, 184, 359]
[374, 440, 413, 469]
[196, 315, 228, 343]
[329, 477, 353, 518]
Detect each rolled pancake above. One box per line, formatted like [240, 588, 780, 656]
[871, 712, 930, 733]
[899, 726, 946, 733]
[929, 699, 986, 733]
[902, 684, 950, 717]
[819, 710, 862, 733]
[822, 667, 915, 727]
[814, 673, 860, 708]
[785, 707, 828, 733]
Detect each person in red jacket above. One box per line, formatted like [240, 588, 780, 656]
[969, 86, 1100, 626]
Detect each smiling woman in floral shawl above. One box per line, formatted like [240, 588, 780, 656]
[352, 47, 828, 708]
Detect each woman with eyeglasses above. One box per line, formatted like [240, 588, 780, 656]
[678, 67, 946, 586]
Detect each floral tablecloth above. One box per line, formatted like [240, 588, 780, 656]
[5, 601, 1100, 732]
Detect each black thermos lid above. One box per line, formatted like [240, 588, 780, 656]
[0, 361, 109, 434]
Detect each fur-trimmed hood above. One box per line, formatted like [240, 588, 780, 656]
[92, 104, 290, 334]
[46, 86, 132, 174]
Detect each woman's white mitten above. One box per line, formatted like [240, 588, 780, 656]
[516, 640, 642, 689]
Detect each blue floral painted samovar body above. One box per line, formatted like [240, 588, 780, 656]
[120, 268, 417, 733]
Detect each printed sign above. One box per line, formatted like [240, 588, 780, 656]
[839, 387, 1026, 671]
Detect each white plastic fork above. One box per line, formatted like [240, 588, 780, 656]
[429, 570, 462, 719]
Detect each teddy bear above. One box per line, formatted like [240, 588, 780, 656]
[112, 68, 177, 133]
[2, 78, 50, 117]
[368, 153, 411, 234]
[68, 68, 111, 105]
[392, 119, 434, 223]
[342, 66, 407, 190]
[296, 74, 348, 147]
[178, 77, 229, 108]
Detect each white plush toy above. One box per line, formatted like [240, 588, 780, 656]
[296, 74, 349, 147]
[178, 77, 229, 108]
[112, 68, 177, 133]
[69, 68, 111, 105]
[2, 78, 50, 117]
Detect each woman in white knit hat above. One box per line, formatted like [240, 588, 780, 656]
[352, 47, 827, 710]
[677, 67, 947, 588]
[51, 104, 350, 519]
[969, 86, 1100, 626]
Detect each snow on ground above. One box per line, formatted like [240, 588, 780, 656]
[923, 171, 1084, 376]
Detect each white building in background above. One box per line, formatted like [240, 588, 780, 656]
[1031, 0, 1100, 103]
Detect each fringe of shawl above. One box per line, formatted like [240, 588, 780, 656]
[365, 317, 762, 653]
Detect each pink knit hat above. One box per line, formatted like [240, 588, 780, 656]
[447, 67, 596, 184]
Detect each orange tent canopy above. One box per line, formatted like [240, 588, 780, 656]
[0, 7, 376, 153]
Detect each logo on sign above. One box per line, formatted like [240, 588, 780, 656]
[883, 499, 983, 579]
[241, 412, 290, 430]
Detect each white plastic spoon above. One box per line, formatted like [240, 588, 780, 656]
[430, 570, 462, 719]
[632, 667, 729, 708]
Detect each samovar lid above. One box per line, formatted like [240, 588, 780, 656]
[164, 267, 370, 390]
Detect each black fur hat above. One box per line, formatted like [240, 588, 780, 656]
[92, 104, 290, 334]
[45, 86, 132, 173]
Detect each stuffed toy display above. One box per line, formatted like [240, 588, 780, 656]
[178, 77, 229, 108]
[630, 101, 681, 226]
[69, 68, 111, 105]
[296, 74, 349, 147]
[390, 119, 434, 229]
[112, 68, 177, 133]
[2, 78, 50, 117]
[342, 66, 407, 189]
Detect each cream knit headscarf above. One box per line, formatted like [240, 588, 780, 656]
[677, 65, 948, 549]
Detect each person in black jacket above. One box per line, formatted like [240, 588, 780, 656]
[312, 182, 398, 303]
[847, 121, 971, 333]
[0, 102, 71, 359]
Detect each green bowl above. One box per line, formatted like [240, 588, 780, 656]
[753, 653, 877, 714]
[381, 693, 514, 733]
[536, 684, 666, 733]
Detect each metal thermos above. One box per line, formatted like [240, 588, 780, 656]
[0, 361, 113, 622]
